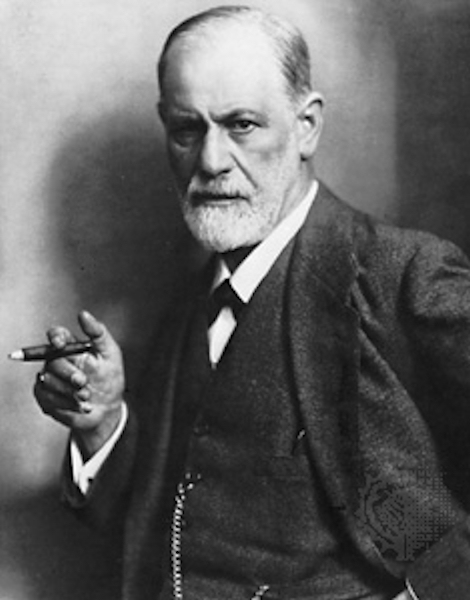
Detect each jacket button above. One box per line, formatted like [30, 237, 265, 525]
[184, 471, 203, 488]
[193, 421, 210, 436]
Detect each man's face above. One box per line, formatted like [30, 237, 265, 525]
[159, 24, 313, 252]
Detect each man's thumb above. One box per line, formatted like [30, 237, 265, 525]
[77, 310, 114, 356]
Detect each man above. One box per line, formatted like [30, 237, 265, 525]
[34, 6, 470, 600]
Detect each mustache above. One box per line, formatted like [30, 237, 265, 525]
[187, 182, 252, 202]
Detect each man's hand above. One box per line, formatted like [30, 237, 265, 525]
[34, 310, 125, 459]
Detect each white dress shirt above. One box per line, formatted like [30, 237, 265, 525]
[208, 180, 317, 365]
[71, 180, 318, 494]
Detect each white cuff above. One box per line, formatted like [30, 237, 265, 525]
[70, 402, 128, 495]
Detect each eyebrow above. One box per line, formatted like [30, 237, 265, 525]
[163, 107, 270, 135]
[216, 108, 264, 121]
[166, 106, 265, 121]
[164, 108, 199, 120]
[211, 109, 269, 130]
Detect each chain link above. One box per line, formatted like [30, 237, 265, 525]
[171, 482, 187, 600]
[170, 476, 270, 600]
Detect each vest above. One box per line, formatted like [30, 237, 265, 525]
[160, 242, 396, 600]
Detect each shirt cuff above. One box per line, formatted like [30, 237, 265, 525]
[70, 402, 128, 495]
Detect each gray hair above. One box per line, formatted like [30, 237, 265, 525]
[157, 5, 312, 102]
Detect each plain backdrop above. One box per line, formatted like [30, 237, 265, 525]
[1, 0, 470, 598]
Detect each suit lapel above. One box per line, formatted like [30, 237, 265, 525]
[286, 184, 383, 565]
[287, 184, 359, 506]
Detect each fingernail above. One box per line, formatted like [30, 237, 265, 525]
[78, 402, 92, 414]
[71, 372, 86, 388]
[74, 388, 90, 401]
[51, 335, 66, 348]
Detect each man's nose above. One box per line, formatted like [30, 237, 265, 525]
[198, 127, 233, 177]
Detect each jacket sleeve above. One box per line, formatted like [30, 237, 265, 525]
[58, 299, 187, 536]
[61, 404, 139, 533]
[399, 238, 470, 598]
[407, 519, 470, 599]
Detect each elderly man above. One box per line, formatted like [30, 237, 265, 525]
[34, 6, 470, 600]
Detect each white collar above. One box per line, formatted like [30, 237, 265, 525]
[212, 179, 318, 302]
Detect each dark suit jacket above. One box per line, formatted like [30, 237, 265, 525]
[64, 183, 470, 599]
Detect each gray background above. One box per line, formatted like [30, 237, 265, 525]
[1, 0, 469, 598]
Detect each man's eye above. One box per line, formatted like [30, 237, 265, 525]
[169, 123, 203, 146]
[228, 120, 257, 134]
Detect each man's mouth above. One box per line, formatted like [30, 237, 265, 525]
[190, 191, 245, 205]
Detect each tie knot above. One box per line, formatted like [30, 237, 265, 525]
[207, 279, 245, 326]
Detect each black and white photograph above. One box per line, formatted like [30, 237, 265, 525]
[1, 1, 470, 599]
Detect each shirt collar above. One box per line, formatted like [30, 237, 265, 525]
[212, 179, 318, 302]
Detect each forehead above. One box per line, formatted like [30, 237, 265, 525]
[161, 23, 291, 112]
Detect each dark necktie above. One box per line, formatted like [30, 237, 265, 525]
[207, 279, 245, 326]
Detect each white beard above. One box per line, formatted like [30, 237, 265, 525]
[181, 198, 279, 252]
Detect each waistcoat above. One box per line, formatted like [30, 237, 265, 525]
[160, 242, 392, 600]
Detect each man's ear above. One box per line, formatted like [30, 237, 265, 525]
[297, 92, 324, 160]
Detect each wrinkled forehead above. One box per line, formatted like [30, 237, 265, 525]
[160, 22, 287, 101]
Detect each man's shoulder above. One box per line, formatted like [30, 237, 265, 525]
[300, 182, 470, 316]
[315, 182, 464, 269]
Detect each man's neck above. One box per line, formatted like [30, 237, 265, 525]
[221, 246, 257, 272]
